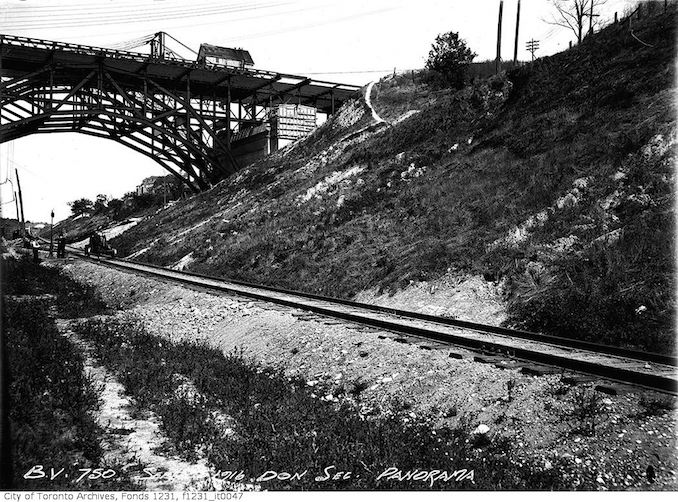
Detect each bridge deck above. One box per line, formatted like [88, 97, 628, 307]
[0, 34, 360, 114]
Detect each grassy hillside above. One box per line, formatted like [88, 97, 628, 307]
[112, 9, 676, 353]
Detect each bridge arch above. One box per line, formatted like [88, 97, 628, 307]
[1, 65, 225, 192]
[0, 34, 360, 192]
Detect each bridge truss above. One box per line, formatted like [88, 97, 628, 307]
[0, 34, 360, 192]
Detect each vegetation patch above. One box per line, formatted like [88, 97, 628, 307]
[2, 255, 108, 318]
[1, 256, 136, 490]
[73, 314, 610, 490]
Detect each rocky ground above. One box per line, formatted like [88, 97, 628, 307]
[61, 259, 678, 490]
[354, 272, 507, 325]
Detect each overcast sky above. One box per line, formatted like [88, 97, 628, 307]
[0, 0, 636, 223]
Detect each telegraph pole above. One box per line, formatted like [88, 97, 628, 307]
[49, 209, 54, 257]
[496, 0, 504, 74]
[588, 1, 599, 36]
[15, 168, 25, 236]
[589, 0, 594, 35]
[526, 39, 539, 61]
[513, 0, 521, 64]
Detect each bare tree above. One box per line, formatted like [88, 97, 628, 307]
[548, 0, 608, 44]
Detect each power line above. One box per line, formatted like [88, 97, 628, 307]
[5, 8, 283, 32]
[297, 69, 394, 75]
[8, 0, 256, 11]
[220, 6, 398, 43]
[7, 3, 336, 42]
[163, 32, 199, 56]
[107, 34, 156, 50]
[3, 1, 287, 30]
[525, 39, 540, 60]
[4, 0, 263, 18]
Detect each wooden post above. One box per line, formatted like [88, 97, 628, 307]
[513, 0, 521, 64]
[496, 0, 504, 74]
[569, 40, 572, 49]
[15, 168, 25, 235]
[614, 12, 618, 23]
[589, 0, 594, 35]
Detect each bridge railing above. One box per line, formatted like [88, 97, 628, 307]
[0, 33, 361, 93]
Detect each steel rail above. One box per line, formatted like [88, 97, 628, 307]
[86, 249, 677, 366]
[60, 247, 677, 394]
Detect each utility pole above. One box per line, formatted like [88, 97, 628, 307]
[513, 0, 521, 64]
[589, 0, 594, 34]
[588, 1, 600, 36]
[526, 39, 539, 61]
[14, 192, 20, 225]
[496, 0, 504, 74]
[49, 209, 54, 257]
[15, 168, 25, 236]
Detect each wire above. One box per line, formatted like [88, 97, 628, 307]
[298, 69, 395, 75]
[4, 0, 263, 19]
[17, 3, 332, 42]
[164, 32, 199, 56]
[9, 0, 255, 12]
[3, 2, 288, 30]
[220, 6, 399, 43]
[107, 34, 156, 50]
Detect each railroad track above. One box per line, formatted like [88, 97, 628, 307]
[54, 246, 677, 395]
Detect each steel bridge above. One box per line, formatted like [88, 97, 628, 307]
[0, 34, 360, 191]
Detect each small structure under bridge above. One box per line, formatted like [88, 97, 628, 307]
[0, 33, 360, 192]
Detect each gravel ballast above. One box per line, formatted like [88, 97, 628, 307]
[63, 260, 678, 490]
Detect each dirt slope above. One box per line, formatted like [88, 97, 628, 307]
[112, 9, 676, 353]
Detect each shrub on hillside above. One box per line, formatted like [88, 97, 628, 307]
[425, 32, 476, 89]
[68, 197, 93, 216]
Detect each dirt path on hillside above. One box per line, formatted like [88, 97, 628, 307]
[365, 81, 386, 124]
[54, 317, 214, 491]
